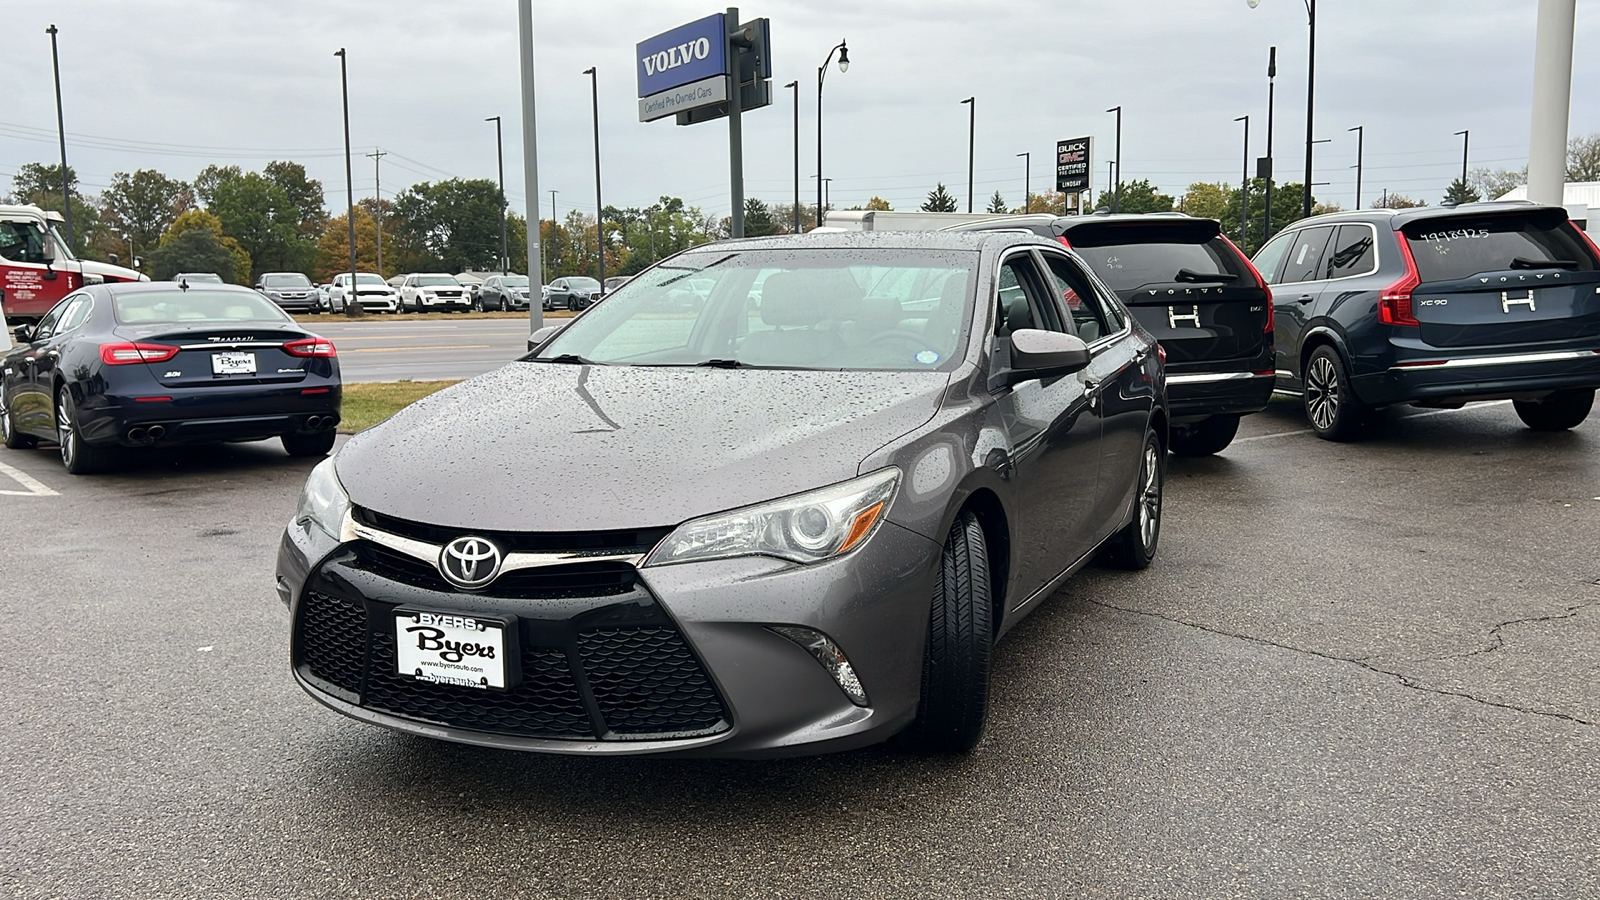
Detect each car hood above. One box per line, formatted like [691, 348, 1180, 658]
[336, 362, 950, 532]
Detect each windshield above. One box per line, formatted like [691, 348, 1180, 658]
[1404, 214, 1598, 282]
[45, 222, 78, 262]
[417, 275, 459, 287]
[113, 289, 292, 324]
[262, 273, 312, 288]
[355, 274, 387, 285]
[568, 277, 601, 290]
[1067, 226, 1244, 292]
[534, 248, 975, 371]
[502, 276, 530, 287]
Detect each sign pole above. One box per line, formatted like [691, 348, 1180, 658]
[518, 0, 544, 333]
[726, 7, 744, 238]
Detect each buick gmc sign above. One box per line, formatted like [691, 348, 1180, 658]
[637, 14, 728, 99]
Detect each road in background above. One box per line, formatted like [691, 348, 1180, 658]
[310, 318, 533, 383]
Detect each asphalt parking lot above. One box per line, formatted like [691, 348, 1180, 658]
[312, 317, 539, 383]
[1, 397, 1596, 898]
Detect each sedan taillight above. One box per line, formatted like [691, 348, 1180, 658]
[284, 337, 337, 358]
[100, 343, 180, 365]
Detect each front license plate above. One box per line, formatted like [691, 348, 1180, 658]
[211, 352, 256, 375]
[394, 609, 511, 690]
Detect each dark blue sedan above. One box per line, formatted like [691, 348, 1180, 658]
[1, 281, 341, 473]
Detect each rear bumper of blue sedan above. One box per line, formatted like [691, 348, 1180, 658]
[78, 382, 341, 447]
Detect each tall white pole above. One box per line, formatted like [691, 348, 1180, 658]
[1527, 0, 1576, 207]
[518, 0, 545, 332]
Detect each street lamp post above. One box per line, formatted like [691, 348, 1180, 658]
[335, 48, 362, 317]
[366, 149, 387, 276]
[46, 25, 74, 252]
[1348, 125, 1364, 209]
[786, 80, 800, 231]
[1234, 115, 1250, 249]
[583, 67, 604, 288]
[1017, 152, 1030, 213]
[960, 98, 976, 213]
[816, 40, 849, 229]
[1454, 129, 1470, 190]
[548, 189, 558, 280]
[1264, 45, 1277, 238]
[1106, 105, 1122, 212]
[485, 118, 508, 275]
[1247, 0, 1316, 219]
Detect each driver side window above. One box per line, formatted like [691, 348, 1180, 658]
[31, 299, 72, 341]
[993, 254, 1067, 338]
[1039, 252, 1113, 343]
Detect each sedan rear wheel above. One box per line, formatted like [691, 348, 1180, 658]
[1103, 429, 1163, 570]
[1513, 388, 1594, 431]
[1303, 345, 1373, 442]
[57, 387, 113, 475]
[900, 510, 992, 754]
[1, 399, 37, 449]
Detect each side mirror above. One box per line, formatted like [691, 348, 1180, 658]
[1005, 329, 1090, 384]
[13, 324, 35, 343]
[525, 323, 566, 353]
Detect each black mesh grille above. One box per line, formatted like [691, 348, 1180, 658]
[364, 625, 592, 738]
[578, 628, 728, 736]
[296, 591, 365, 694]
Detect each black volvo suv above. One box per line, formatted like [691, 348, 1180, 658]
[1252, 201, 1600, 440]
[949, 214, 1273, 455]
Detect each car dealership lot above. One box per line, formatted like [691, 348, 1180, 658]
[1, 400, 1596, 898]
[313, 318, 535, 383]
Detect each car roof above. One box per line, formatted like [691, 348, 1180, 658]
[689, 230, 1049, 253]
[1272, 200, 1568, 231]
[93, 281, 263, 297]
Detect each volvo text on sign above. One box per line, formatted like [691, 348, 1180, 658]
[637, 13, 728, 99]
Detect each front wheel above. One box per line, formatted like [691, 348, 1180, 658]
[1103, 429, 1164, 570]
[1514, 388, 1594, 431]
[1303, 345, 1373, 442]
[1169, 414, 1240, 457]
[282, 430, 337, 457]
[899, 510, 992, 754]
[57, 387, 113, 475]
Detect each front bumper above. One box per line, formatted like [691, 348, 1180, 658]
[1355, 348, 1600, 406]
[276, 514, 940, 757]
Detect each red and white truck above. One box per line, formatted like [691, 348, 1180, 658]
[0, 203, 146, 323]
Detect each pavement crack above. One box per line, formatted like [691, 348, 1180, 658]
[1450, 594, 1600, 661]
[1087, 599, 1597, 729]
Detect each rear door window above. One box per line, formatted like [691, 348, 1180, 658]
[1322, 224, 1377, 279]
[1404, 214, 1599, 282]
[1278, 226, 1336, 284]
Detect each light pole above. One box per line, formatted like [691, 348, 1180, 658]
[46, 25, 73, 251]
[787, 80, 800, 232]
[486, 118, 508, 275]
[1247, 0, 1316, 219]
[335, 48, 362, 316]
[1106, 105, 1122, 212]
[367, 149, 387, 276]
[1348, 125, 1364, 208]
[1234, 115, 1250, 250]
[516, 0, 544, 331]
[960, 97, 975, 213]
[816, 40, 849, 228]
[583, 67, 604, 288]
[1017, 152, 1030, 213]
[1454, 129, 1470, 191]
[810, 176, 833, 211]
[1264, 46, 1277, 238]
[548, 189, 558, 280]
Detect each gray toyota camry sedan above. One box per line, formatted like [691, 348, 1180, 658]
[277, 231, 1167, 757]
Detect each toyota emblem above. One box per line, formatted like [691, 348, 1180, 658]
[438, 536, 503, 589]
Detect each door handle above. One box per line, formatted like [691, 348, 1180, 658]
[1296, 294, 1315, 305]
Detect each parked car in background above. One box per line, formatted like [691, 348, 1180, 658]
[314, 283, 339, 313]
[387, 275, 406, 294]
[455, 273, 485, 306]
[330, 272, 399, 314]
[279, 230, 1166, 758]
[173, 272, 224, 286]
[1252, 201, 1600, 440]
[256, 272, 320, 313]
[546, 276, 603, 311]
[478, 274, 532, 311]
[603, 275, 632, 295]
[949, 213, 1273, 455]
[398, 274, 471, 313]
[2, 282, 341, 473]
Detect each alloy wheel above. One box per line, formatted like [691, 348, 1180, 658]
[1138, 441, 1162, 549]
[57, 390, 76, 468]
[1305, 356, 1339, 431]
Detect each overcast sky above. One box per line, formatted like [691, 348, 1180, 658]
[3, 0, 1596, 223]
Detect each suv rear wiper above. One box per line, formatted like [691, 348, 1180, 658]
[1510, 257, 1580, 270]
[1174, 268, 1240, 283]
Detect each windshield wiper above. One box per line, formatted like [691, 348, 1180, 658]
[1174, 268, 1239, 283]
[658, 253, 739, 287]
[1510, 257, 1580, 270]
[530, 353, 598, 365]
[694, 358, 747, 368]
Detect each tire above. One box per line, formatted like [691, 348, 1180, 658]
[1168, 414, 1240, 457]
[282, 430, 337, 457]
[56, 387, 113, 475]
[899, 510, 993, 754]
[1514, 388, 1594, 431]
[1303, 345, 1373, 442]
[1, 398, 37, 449]
[1103, 428, 1164, 570]
[497, 297, 507, 312]
[566, 298, 575, 311]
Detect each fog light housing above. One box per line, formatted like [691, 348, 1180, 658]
[770, 626, 868, 706]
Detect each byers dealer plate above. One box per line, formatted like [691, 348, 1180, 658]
[393, 609, 513, 690]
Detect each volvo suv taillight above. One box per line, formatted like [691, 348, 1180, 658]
[283, 337, 337, 358]
[1224, 236, 1275, 333]
[1379, 234, 1422, 326]
[100, 343, 179, 365]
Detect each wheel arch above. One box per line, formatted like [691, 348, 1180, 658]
[1298, 325, 1351, 382]
[952, 487, 1010, 634]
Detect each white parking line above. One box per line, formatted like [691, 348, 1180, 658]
[1233, 401, 1513, 444]
[0, 459, 59, 496]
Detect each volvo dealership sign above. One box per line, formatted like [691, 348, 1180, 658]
[637, 13, 728, 105]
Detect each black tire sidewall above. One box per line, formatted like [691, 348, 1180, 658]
[903, 511, 993, 754]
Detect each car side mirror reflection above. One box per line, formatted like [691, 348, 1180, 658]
[1006, 329, 1090, 384]
[13, 324, 35, 343]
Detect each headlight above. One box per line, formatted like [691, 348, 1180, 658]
[644, 468, 900, 567]
[423, 291, 437, 299]
[295, 457, 350, 540]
